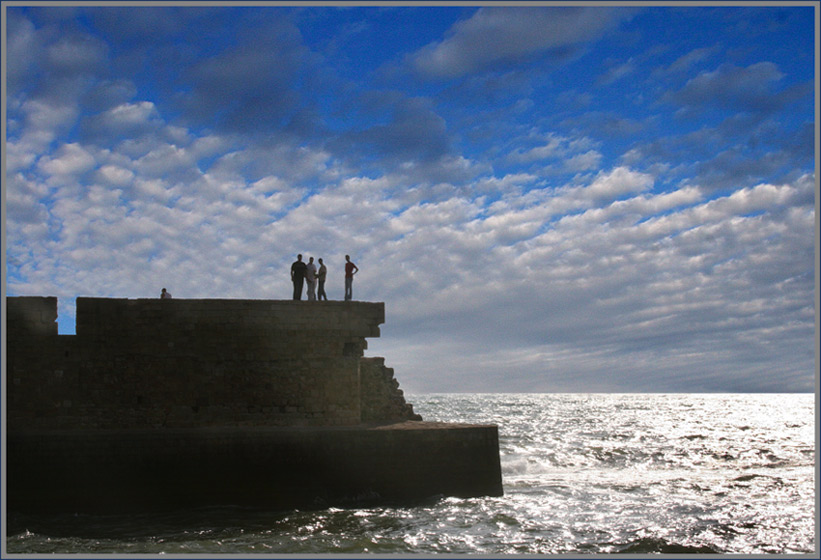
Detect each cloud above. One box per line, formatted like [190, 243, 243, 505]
[340, 96, 451, 165]
[655, 45, 718, 76]
[36, 142, 96, 180]
[95, 164, 135, 187]
[506, 132, 608, 174]
[5, 11, 41, 96]
[408, 7, 630, 80]
[6, 9, 107, 102]
[624, 108, 814, 194]
[370, 172, 814, 393]
[81, 101, 164, 142]
[4, 173, 50, 230]
[4, 6, 814, 394]
[87, 6, 192, 40]
[583, 166, 654, 200]
[564, 150, 603, 173]
[177, 21, 315, 134]
[438, 69, 536, 108]
[82, 79, 138, 111]
[7, 98, 79, 168]
[44, 33, 108, 77]
[559, 111, 646, 140]
[597, 58, 636, 85]
[666, 62, 811, 114]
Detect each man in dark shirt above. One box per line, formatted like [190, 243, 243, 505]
[291, 254, 307, 300]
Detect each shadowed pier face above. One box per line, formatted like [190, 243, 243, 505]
[8, 423, 503, 513]
[7, 297, 397, 428]
[6, 296, 503, 512]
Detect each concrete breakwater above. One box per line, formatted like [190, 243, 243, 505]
[5, 297, 503, 512]
[8, 423, 503, 513]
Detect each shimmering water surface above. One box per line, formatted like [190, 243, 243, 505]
[6, 393, 817, 555]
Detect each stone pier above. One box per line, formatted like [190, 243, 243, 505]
[4, 296, 503, 513]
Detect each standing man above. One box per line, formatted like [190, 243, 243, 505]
[305, 257, 318, 301]
[291, 254, 307, 300]
[344, 254, 359, 301]
[317, 258, 328, 301]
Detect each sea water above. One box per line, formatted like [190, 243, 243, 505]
[5, 393, 817, 555]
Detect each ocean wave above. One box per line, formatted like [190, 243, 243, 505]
[615, 536, 722, 554]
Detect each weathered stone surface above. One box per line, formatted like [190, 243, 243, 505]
[7, 297, 405, 428]
[361, 357, 422, 423]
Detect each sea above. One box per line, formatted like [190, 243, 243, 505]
[5, 393, 817, 556]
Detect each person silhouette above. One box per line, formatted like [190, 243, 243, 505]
[291, 254, 307, 300]
[344, 255, 359, 301]
[317, 258, 328, 301]
[306, 257, 317, 301]
[160, 288, 172, 299]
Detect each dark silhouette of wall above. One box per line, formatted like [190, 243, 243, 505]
[5, 296, 501, 512]
[6, 296, 420, 429]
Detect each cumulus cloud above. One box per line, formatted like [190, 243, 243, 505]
[36, 142, 96, 180]
[82, 101, 163, 141]
[583, 166, 654, 200]
[4, 173, 50, 231]
[95, 164, 135, 187]
[9, 98, 79, 164]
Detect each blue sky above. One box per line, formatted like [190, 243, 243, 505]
[3, 3, 817, 393]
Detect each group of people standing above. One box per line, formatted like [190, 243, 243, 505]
[291, 254, 359, 301]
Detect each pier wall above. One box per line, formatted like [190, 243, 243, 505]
[7, 423, 503, 513]
[6, 296, 418, 429]
[4, 296, 503, 512]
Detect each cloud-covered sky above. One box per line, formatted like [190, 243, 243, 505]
[3, 4, 817, 393]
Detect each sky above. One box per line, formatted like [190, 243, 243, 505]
[3, 3, 817, 393]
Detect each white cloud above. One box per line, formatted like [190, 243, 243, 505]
[583, 166, 654, 200]
[474, 173, 537, 194]
[6, 100, 80, 174]
[564, 149, 603, 172]
[509, 138, 565, 163]
[96, 164, 135, 186]
[36, 142, 96, 180]
[506, 132, 602, 174]
[133, 143, 197, 178]
[84, 101, 163, 138]
[23, 98, 79, 136]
